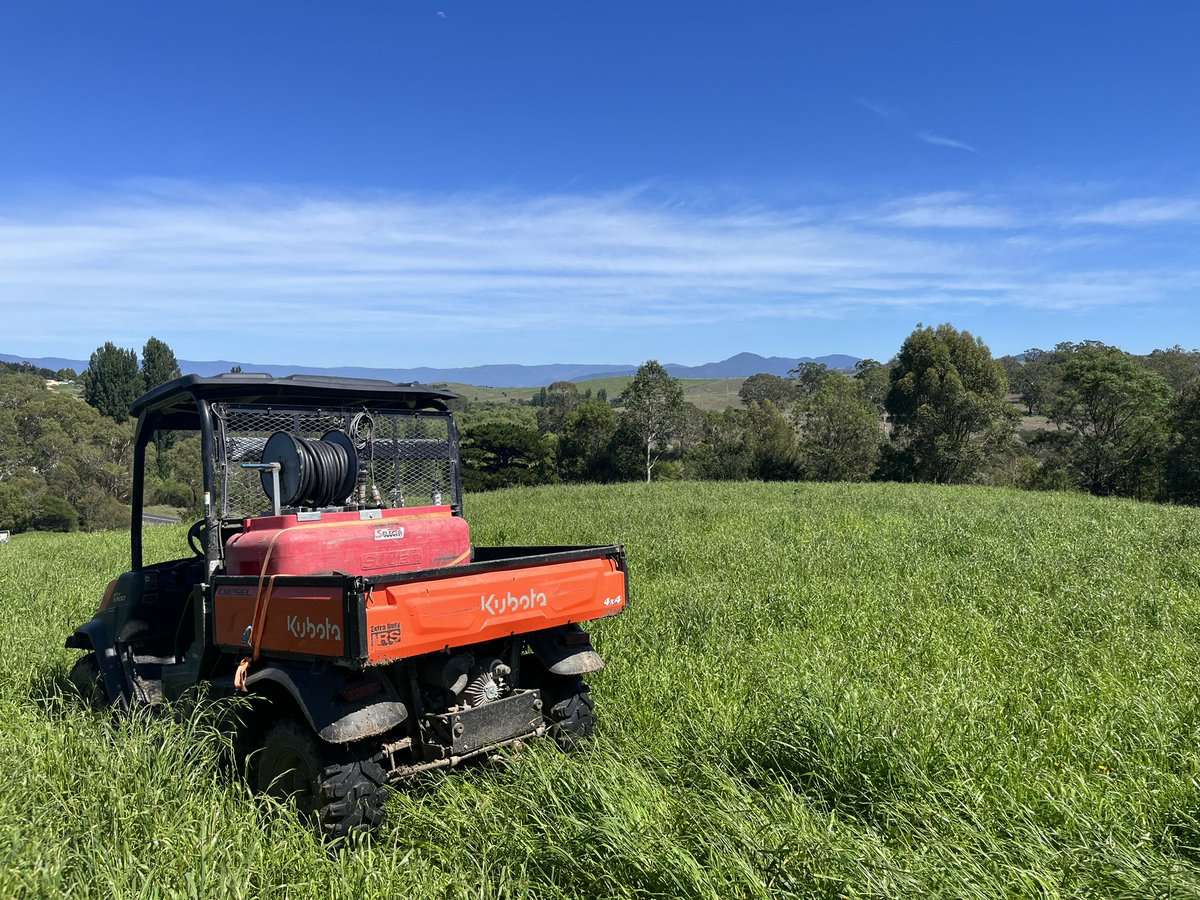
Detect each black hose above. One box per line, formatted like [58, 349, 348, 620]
[287, 436, 353, 507]
[310, 437, 347, 507]
[260, 430, 360, 508]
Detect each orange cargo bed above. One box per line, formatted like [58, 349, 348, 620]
[211, 545, 627, 664]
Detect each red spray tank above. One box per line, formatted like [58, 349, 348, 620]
[224, 506, 471, 578]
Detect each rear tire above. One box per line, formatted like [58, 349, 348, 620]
[545, 679, 597, 749]
[522, 656, 597, 749]
[255, 718, 390, 841]
[68, 653, 109, 710]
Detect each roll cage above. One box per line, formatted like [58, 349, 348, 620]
[128, 373, 462, 573]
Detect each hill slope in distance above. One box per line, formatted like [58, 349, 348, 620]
[0, 351, 858, 388]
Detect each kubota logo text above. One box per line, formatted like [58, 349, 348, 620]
[287, 615, 343, 642]
[481, 588, 547, 616]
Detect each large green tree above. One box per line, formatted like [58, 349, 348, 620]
[1007, 347, 1065, 416]
[684, 401, 798, 482]
[142, 336, 183, 472]
[1049, 343, 1174, 498]
[461, 421, 550, 491]
[1166, 383, 1200, 505]
[618, 360, 686, 483]
[559, 399, 618, 481]
[796, 374, 882, 482]
[787, 361, 830, 396]
[685, 409, 754, 481]
[738, 373, 795, 409]
[1143, 345, 1200, 398]
[142, 336, 182, 392]
[744, 400, 799, 480]
[82, 342, 141, 423]
[884, 323, 1016, 483]
[0, 480, 33, 533]
[535, 381, 580, 435]
[853, 358, 891, 413]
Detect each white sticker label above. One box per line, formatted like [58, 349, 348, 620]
[374, 527, 405, 541]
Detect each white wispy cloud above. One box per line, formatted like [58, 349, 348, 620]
[0, 182, 1194, 362]
[853, 97, 905, 123]
[1071, 197, 1200, 225]
[855, 98, 979, 154]
[872, 192, 1014, 228]
[916, 132, 979, 154]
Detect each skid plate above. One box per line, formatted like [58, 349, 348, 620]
[425, 689, 544, 755]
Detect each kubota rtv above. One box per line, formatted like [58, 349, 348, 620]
[66, 374, 627, 838]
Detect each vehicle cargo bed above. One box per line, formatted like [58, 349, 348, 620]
[211, 544, 627, 665]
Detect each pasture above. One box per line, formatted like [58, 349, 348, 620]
[2, 482, 1199, 897]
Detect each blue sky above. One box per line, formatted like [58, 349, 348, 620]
[1, 1, 1197, 368]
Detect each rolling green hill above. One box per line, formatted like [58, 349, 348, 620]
[3, 482, 1200, 897]
[441, 376, 746, 412]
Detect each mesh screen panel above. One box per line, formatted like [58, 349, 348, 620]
[214, 404, 457, 519]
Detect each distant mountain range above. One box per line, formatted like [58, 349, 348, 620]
[1, 351, 860, 389]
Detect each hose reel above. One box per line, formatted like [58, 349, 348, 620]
[258, 430, 359, 509]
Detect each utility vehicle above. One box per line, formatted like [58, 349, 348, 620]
[66, 374, 627, 838]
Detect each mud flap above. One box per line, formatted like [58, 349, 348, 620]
[243, 663, 408, 744]
[65, 620, 132, 709]
[526, 624, 605, 676]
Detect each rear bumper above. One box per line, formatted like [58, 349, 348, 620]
[423, 689, 545, 756]
[384, 689, 549, 779]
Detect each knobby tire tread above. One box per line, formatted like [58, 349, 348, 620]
[258, 718, 391, 841]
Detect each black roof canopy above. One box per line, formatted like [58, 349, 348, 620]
[132, 373, 459, 422]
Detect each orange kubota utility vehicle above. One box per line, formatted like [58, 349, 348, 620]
[66, 374, 627, 838]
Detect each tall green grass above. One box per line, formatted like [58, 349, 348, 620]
[2, 482, 1200, 897]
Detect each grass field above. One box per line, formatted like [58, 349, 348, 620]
[3, 482, 1200, 897]
[45, 380, 83, 399]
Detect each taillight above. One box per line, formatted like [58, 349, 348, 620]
[557, 629, 592, 647]
[337, 680, 383, 703]
[96, 579, 118, 613]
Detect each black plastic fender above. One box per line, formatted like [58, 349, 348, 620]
[64, 619, 132, 709]
[527, 623, 605, 676]
[243, 662, 408, 744]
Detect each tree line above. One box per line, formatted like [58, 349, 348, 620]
[0, 360, 77, 381]
[459, 324, 1200, 506]
[5, 324, 1200, 533]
